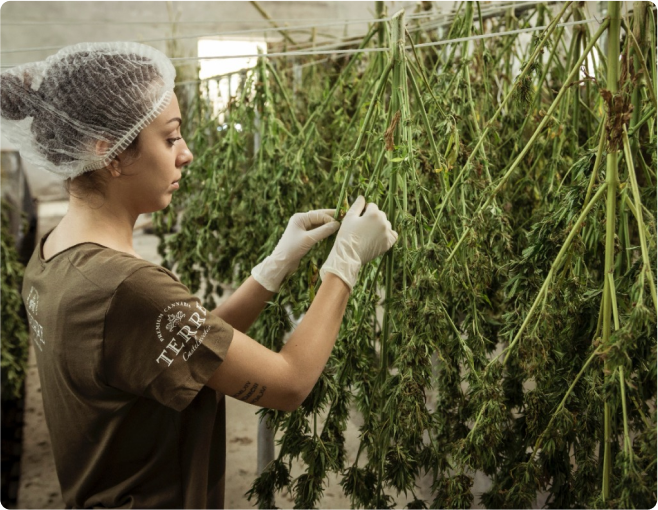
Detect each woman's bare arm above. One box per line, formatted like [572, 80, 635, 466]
[210, 276, 274, 333]
[205, 272, 350, 411]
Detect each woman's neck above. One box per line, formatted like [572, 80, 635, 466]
[58, 196, 139, 254]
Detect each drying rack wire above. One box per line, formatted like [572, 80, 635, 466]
[172, 16, 599, 87]
[171, 18, 599, 64]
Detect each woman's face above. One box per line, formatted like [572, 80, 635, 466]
[109, 93, 193, 215]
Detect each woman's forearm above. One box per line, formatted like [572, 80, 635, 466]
[210, 270, 351, 405]
[279, 272, 351, 401]
[211, 276, 274, 333]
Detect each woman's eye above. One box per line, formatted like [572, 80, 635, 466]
[167, 137, 183, 146]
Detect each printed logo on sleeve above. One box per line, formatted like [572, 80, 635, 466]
[26, 287, 45, 351]
[165, 311, 185, 332]
[155, 301, 212, 366]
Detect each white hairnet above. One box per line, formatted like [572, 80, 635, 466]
[0, 41, 176, 180]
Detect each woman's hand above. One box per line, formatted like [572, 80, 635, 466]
[251, 209, 340, 292]
[320, 196, 398, 291]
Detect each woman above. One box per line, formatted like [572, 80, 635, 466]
[1, 42, 397, 508]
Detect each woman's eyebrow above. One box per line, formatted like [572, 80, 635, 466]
[166, 117, 182, 127]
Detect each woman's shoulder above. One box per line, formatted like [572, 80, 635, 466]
[24, 227, 183, 296]
[65, 244, 180, 291]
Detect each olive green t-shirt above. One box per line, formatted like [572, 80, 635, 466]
[21, 228, 235, 509]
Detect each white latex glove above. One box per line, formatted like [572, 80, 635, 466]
[320, 196, 398, 291]
[251, 209, 340, 292]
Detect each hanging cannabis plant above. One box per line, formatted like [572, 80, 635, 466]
[155, 2, 657, 507]
[1, 202, 30, 400]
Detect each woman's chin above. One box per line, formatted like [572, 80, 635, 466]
[143, 195, 173, 214]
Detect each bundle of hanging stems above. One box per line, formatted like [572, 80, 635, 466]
[154, 1, 657, 507]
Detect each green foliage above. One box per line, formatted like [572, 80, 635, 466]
[1, 202, 29, 400]
[156, 3, 657, 508]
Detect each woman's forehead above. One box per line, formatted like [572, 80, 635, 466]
[151, 95, 181, 130]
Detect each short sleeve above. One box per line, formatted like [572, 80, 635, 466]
[103, 265, 234, 412]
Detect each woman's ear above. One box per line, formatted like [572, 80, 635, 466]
[106, 158, 122, 178]
[95, 140, 122, 178]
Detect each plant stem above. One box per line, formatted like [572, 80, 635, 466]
[630, 2, 647, 166]
[649, 7, 657, 92]
[628, 105, 656, 137]
[364, 147, 387, 198]
[333, 60, 394, 219]
[266, 61, 302, 133]
[463, 1, 493, 185]
[380, 10, 405, 386]
[376, 1, 386, 34]
[619, 188, 632, 274]
[619, 366, 631, 454]
[622, 125, 658, 313]
[405, 30, 446, 119]
[565, 5, 583, 157]
[623, 193, 656, 245]
[374, 12, 406, 503]
[607, 272, 620, 331]
[602, 3, 621, 500]
[510, 25, 565, 152]
[475, 0, 492, 103]
[407, 64, 444, 181]
[626, 15, 657, 108]
[584, 115, 608, 207]
[337, 72, 378, 148]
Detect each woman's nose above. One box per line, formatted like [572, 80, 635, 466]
[178, 141, 194, 167]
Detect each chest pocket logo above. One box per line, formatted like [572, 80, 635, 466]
[26, 287, 45, 350]
[27, 286, 39, 315]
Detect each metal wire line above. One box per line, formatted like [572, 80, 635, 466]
[170, 17, 599, 87]
[169, 18, 599, 63]
[0, 16, 600, 71]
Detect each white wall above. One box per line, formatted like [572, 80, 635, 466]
[1, 132, 16, 151]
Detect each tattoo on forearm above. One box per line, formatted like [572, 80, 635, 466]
[231, 381, 250, 399]
[241, 383, 259, 401]
[250, 385, 267, 404]
[231, 381, 268, 404]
